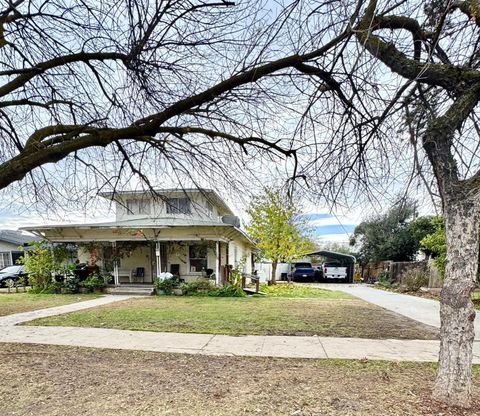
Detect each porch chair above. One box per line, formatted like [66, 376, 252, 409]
[131, 267, 145, 283]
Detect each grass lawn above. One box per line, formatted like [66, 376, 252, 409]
[258, 283, 349, 298]
[27, 288, 438, 339]
[0, 343, 478, 416]
[0, 292, 100, 316]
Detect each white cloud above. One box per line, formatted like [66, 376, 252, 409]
[315, 233, 351, 244]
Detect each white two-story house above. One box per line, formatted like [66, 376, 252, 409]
[22, 189, 255, 288]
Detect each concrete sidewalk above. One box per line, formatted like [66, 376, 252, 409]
[2, 324, 480, 362]
[310, 283, 480, 340]
[0, 292, 478, 363]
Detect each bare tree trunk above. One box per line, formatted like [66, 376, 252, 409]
[270, 261, 277, 285]
[433, 197, 478, 407]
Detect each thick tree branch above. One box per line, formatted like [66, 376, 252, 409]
[292, 62, 353, 108]
[134, 29, 351, 127]
[0, 52, 128, 98]
[453, 0, 480, 27]
[423, 85, 480, 196]
[355, 0, 480, 91]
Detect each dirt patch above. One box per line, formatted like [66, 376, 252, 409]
[27, 297, 439, 340]
[0, 343, 478, 416]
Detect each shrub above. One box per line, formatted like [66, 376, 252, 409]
[64, 272, 80, 293]
[79, 273, 109, 292]
[377, 269, 392, 287]
[28, 282, 64, 294]
[402, 268, 429, 292]
[155, 276, 180, 295]
[207, 284, 246, 297]
[18, 242, 56, 290]
[182, 279, 215, 295]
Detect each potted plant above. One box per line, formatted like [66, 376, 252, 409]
[155, 275, 180, 295]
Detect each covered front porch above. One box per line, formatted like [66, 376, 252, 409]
[24, 221, 255, 287]
[96, 239, 232, 286]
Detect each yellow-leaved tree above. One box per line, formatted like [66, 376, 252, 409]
[246, 188, 316, 284]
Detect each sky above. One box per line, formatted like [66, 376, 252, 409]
[304, 213, 356, 245]
[0, 0, 440, 244]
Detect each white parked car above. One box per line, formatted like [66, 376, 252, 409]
[322, 262, 347, 279]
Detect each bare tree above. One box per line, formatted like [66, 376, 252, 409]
[2, 0, 480, 408]
[279, 0, 480, 407]
[349, 0, 480, 406]
[0, 0, 353, 204]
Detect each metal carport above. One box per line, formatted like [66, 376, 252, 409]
[306, 250, 356, 283]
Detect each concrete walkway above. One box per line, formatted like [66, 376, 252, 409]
[310, 283, 480, 340]
[0, 294, 135, 326]
[1, 292, 479, 362]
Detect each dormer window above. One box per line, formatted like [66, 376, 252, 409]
[126, 199, 150, 215]
[166, 197, 191, 214]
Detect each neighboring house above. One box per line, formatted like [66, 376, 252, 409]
[0, 230, 40, 268]
[22, 189, 255, 286]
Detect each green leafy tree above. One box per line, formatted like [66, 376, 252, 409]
[246, 189, 316, 284]
[421, 217, 447, 278]
[352, 202, 435, 265]
[320, 242, 356, 256]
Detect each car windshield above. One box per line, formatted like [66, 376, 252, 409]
[0, 265, 22, 273]
[295, 263, 312, 269]
[324, 263, 342, 267]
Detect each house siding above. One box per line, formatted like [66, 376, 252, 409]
[114, 191, 222, 222]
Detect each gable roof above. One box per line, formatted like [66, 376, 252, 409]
[0, 229, 40, 246]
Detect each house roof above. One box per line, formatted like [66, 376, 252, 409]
[98, 188, 234, 216]
[21, 217, 228, 230]
[0, 229, 40, 246]
[20, 217, 256, 247]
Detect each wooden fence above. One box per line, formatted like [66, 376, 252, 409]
[360, 259, 442, 288]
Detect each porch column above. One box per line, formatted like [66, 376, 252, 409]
[112, 241, 119, 286]
[215, 240, 220, 286]
[156, 241, 161, 279]
[225, 241, 230, 284]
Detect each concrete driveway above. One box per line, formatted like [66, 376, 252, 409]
[310, 283, 480, 340]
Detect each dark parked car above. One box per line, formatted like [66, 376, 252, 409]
[0, 265, 28, 287]
[289, 262, 316, 282]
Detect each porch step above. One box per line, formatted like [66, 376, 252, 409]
[105, 286, 155, 296]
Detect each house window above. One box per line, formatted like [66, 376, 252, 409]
[166, 198, 191, 214]
[189, 245, 207, 272]
[0, 252, 11, 268]
[126, 199, 150, 215]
